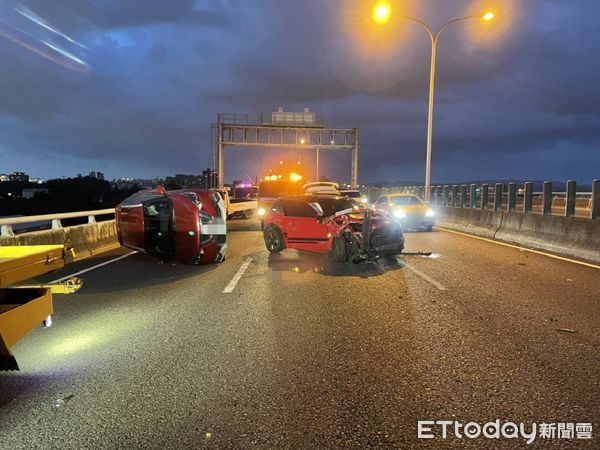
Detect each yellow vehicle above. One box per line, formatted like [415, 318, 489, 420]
[0, 245, 82, 370]
[257, 172, 305, 229]
[373, 193, 436, 231]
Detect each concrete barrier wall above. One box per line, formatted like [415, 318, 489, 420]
[0, 220, 120, 261]
[436, 207, 600, 263]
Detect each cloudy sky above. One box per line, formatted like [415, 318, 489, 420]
[0, 0, 599, 184]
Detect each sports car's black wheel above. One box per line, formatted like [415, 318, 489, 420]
[264, 225, 284, 253]
[329, 236, 347, 263]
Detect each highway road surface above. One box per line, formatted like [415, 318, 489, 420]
[1, 219, 599, 449]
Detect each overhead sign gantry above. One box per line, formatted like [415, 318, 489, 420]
[212, 108, 359, 189]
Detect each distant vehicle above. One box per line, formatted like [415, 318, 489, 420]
[303, 181, 339, 194]
[262, 194, 404, 262]
[233, 184, 258, 200]
[116, 186, 227, 264]
[374, 193, 435, 232]
[257, 174, 304, 228]
[339, 189, 369, 207]
[212, 187, 257, 220]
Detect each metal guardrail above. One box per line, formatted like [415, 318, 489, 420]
[364, 179, 600, 220]
[0, 209, 116, 237]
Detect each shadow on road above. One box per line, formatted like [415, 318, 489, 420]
[226, 218, 261, 233]
[56, 252, 220, 295]
[267, 252, 404, 279]
[0, 373, 63, 408]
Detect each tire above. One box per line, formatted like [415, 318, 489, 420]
[264, 225, 284, 253]
[424, 226, 433, 232]
[329, 236, 347, 263]
[243, 210, 250, 219]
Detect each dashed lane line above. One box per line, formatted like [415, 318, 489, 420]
[396, 258, 447, 291]
[223, 257, 253, 293]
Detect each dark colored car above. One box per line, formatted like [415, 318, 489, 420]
[262, 195, 404, 263]
[116, 187, 227, 264]
[339, 189, 369, 207]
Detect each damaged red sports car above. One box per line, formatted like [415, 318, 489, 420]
[262, 195, 404, 263]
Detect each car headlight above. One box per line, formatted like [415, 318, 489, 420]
[425, 209, 435, 218]
[394, 209, 406, 219]
[257, 208, 266, 216]
[360, 197, 368, 204]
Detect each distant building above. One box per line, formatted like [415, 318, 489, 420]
[9, 171, 29, 183]
[165, 174, 203, 189]
[201, 168, 218, 189]
[88, 171, 105, 180]
[112, 178, 158, 190]
[0, 174, 8, 182]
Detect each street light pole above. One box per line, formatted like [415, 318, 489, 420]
[425, 27, 437, 204]
[403, 15, 479, 202]
[372, 3, 494, 202]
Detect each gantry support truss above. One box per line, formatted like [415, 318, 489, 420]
[213, 116, 359, 189]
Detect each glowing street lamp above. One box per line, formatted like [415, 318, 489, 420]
[483, 11, 495, 21]
[374, 5, 495, 201]
[373, 1, 392, 25]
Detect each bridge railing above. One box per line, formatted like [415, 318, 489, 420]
[364, 179, 599, 220]
[0, 209, 116, 237]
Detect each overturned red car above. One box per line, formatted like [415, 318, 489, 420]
[116, 187, 227, 264]
[262, 194, 404, 263]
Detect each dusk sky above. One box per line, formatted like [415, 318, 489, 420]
[1, 0, 599, 184]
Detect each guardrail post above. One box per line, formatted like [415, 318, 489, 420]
[508, 182, 517, 212]
[494, 183, 503, 211]
[470, 184, 477, 208]
[443, 185, 449, 206]
[481, 184, 489, 209]
[592, 179, 600, 220]
[0, 225, 14, 237]
[51, 219, 62, 230]
[88, 215, 97, 224]
[565, 180, 576, 218]
[460, 185, 467, 208]
[524, 182, 533, 214]
[451, 185, 458, 207]
[542, 181, 552, 216]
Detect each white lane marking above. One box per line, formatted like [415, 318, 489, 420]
[436, 227, 600, 270]
[223, 257, 253, 293]
[49, 251, 137, 283]
[397, 258, 447, 291]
